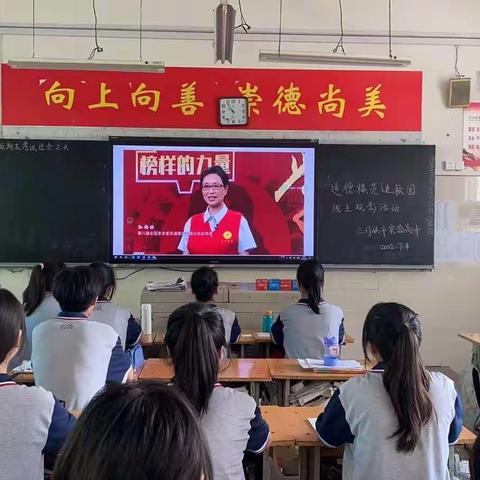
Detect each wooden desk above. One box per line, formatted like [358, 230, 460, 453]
[151, 331, 354, 358]
[458, 333, 480, 345]
[140, 333, 156, 347]
[261, 405, 476, 480]
[139, 358, 271, 400]
[267, 358, 368, 406]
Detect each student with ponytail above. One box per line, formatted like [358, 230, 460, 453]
[89, 262, 142, 350]
[165, 303, 270, 480]
[21, 261, 66, 361]
[271, 259, 344, 359]
[316, 302, 463, 480]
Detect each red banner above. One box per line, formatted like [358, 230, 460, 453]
[1, 64, 422, 131]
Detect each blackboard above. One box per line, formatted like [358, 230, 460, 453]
[317, 145, 435, 267]
[0, 139, 109, 263]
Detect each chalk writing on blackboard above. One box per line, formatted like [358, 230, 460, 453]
[0, 141, 69, 152]
[356, 223, 421, 238]
[331, 182, 416, 197]
[379, 242, 410, 251]
[332, 202, 401, 214]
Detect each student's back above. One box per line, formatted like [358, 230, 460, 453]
[333, 370, 457, 480]
[200, 386, 267, 479]
[0, 289, 75, 480]
[0, 379, 62, 480]
[316, 302, 462, 480]
[33, 317, 120, 410]
[271, 260, 344, 359]
[32, 267, 132, 410]
[25, 293, 60, 358]
[89, 263, 142, 350]
[190, 267, 241, 345]
[166, 303, 269, 480]
[279, 300, 343, 358]
[14, 262, 65, 363]
[90, 300, 131, 349]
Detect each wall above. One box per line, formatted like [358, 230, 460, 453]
[1, 0, 480, 371]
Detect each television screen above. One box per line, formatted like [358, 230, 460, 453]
[110, 138, 317, 264]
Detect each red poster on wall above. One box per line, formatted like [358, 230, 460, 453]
[1, 64, 422, 131]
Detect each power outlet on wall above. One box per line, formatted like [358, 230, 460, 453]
[444, 160, 457, 170]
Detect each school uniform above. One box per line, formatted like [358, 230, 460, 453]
[32, 312, 132, 411]
[200, 385, 270, 480]
[178, 204, 256, 254]
[271, 299, 344, 359]
[209, 304, 241, 344]
[0, 373, 75, 480]
[24, 294, 61, 361]
[316, 364, 463, 480]
[90, 298, 142, 350]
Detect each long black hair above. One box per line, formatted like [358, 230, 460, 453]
[165, 303, 226, 414]
[362, 302, 434, 453]
[90, 262, 116, 300]
[296, 260, 324, 314]
[23, 261, 66, 316]
[0, 289, 26, 364]
[53, 381, 213, 480]
[471, 435, 480, 480]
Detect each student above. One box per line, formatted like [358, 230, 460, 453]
[22, 261, 66, 361]
[32, 266, 133, 411]
[165, 303, 270, 480]
[53, 381, 212, 480]
[0, 288, 75, 480]
[89, 262, 142, 350]
[271, 260, 344, 359]
[191, 266, 241, 345]
[316, 302, 463, 480]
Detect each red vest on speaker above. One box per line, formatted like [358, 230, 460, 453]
[187, 210, 242, 255]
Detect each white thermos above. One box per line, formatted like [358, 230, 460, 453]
[141, 303, 152, 334]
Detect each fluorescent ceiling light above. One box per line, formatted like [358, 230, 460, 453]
[7, 59, 165, 73]
[259, 50, 411, 67]
[214, 2, 236, 64]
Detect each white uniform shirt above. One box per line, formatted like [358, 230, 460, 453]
[316, 370, 463, 480]
[178, 204, 256, 254]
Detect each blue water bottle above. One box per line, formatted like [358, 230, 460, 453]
[323, 336, 340, 367]
[262, 311, 274, 333]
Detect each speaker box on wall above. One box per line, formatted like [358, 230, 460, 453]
[449, 78, 471, 107]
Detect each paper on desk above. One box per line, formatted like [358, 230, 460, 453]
[11, 360, 33, 374]
[145, 278, 187, 291]
[255, 332, 271, 338]
[298, 359, 363, 371]
[307, 418, 321, 438]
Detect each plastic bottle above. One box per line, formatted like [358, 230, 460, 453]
[323, 336, 340, 367]
[262, 311, 274, 333]
[141, 303, 152, 335]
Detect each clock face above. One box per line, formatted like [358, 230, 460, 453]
[218, 97, 248, 126]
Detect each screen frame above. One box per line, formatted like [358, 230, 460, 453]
[108, 136, 319, 265]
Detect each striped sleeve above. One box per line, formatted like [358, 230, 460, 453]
[448, 393, 464, 444]
[245, 406, 270, 453]
[315, 389, 354, 447]
[43, 397, 76, 456]
[106, 337, 132, 383]
[270, 315, 284, 347]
